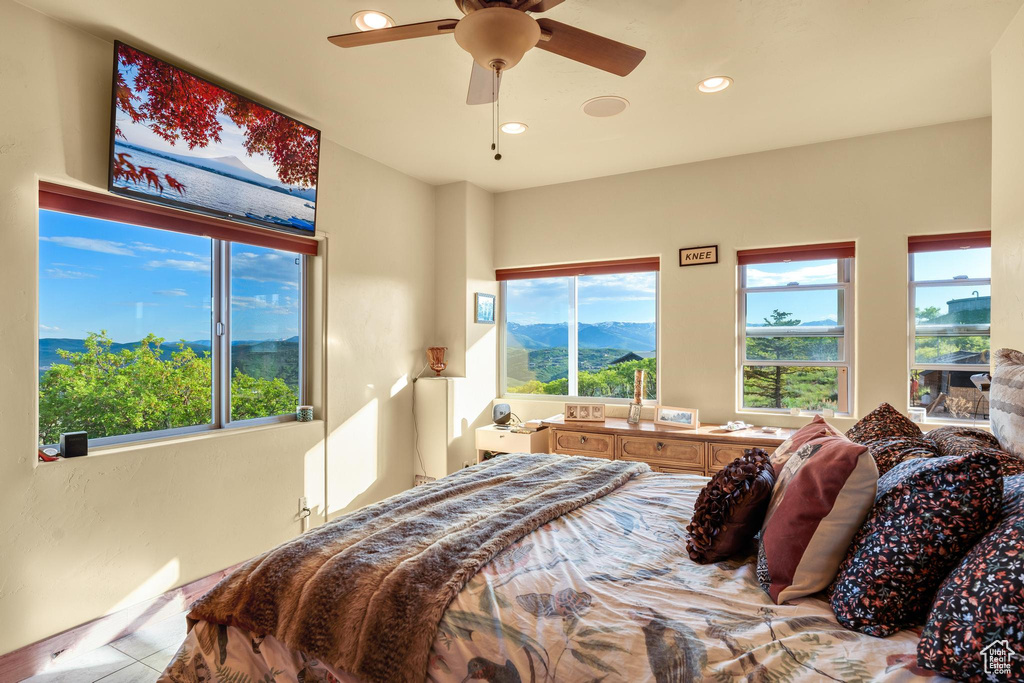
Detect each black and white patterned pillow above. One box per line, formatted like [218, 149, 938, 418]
[918, 475, 1024, 680]
[829, 452, 1003, 637]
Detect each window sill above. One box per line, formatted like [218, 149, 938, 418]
[738, 408, 851, 419]
[36, 418, 323, 464]
[501, 394, 656, 405]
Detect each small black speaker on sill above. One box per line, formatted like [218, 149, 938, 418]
[493, 403, 511, 425]
[60, 431, 88, 458]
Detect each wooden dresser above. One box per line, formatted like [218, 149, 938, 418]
[541, 417, 793, 476]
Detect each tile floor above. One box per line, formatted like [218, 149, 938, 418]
[20, 611, 188, 683]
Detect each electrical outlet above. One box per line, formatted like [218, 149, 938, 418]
[298, 496, 307, 512]
[463, 461, 471, 469]
[414, 475, 436, 487]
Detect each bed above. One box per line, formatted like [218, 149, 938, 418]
[159, 463, 946, 683]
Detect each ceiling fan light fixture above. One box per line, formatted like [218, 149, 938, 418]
[501, 122, 528, 135]
[697, 76, 733, 93]
[455, 7, 541, 71]
[352, 10, 395, 31]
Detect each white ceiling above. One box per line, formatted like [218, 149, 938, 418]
[16, 0, 1023, 192]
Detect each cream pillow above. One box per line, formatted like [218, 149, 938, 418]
[991, 348, 1024, 460]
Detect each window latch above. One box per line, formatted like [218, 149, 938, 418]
[215, 322, 225, 337]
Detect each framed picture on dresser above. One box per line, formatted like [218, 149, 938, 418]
[654, 405, 699, 430]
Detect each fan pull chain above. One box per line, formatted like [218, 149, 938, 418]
[495, 69, 502, 161]
[491, 67, 496, 155]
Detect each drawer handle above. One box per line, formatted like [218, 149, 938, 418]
[656, 442, 664, 451]
[580, 436, 587, 444]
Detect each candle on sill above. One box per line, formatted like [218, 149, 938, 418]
[790, 408, 800, 416]
[822, 408, 835, 418]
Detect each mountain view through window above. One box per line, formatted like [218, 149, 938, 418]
[504, 272, 657, 399]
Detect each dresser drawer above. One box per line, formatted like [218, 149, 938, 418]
[617, 435, 704, 469]
[650, 464, 706, 476]
[708, 442, 760, 471]
[552, 430, 615, 459]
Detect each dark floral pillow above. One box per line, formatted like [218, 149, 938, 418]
[828, 452, 1003, 637]
[925, 426, 1024, 476]
[918, 475, 1024, 681]
[866, 437, 939, 476]
[686, 449, 776, 564]
[846, 403, 923, 445]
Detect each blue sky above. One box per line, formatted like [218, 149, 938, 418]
[507, 251, 990, 328]
[39, 210, 300, 342]
[118, 59, 283, 183]
[506, 273, 657, 325]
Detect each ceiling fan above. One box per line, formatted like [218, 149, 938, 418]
[327, 0, 647, 106]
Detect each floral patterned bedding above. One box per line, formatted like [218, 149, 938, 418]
[161, 472, 947, 682]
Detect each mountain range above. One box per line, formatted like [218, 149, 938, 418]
[118, 143, 317, 202]
[507, 322, 656, 351]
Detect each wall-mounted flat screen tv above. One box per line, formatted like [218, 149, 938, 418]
[109, 41, 321, 234]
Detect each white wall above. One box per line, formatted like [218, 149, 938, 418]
[432, 182, 498, 473]
[493, 119, 993, 432]
[992, 4, 1024, 351]
[0, 0, 434, 654]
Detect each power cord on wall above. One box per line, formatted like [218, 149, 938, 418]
[411, 362, 430, 477]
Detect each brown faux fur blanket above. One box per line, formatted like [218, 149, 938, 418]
[188, 453, 649, 683]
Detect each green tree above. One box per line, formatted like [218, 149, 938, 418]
[39, 332, 298, 445]
[744, 310, 802, 409]
[915, 305, 941, 322]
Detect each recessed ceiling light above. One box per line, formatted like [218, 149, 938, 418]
[500, 122, 528, 135]
[352, 10, 394, 31]
[697, 76, 732, 93]
[581, 96, 629, 118]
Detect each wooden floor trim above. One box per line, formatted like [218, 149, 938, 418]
[0, 562, 242, 682]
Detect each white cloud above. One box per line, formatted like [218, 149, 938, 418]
[146, 258, 210, 273]
[231, 294, 297, 316]
[44, 268, 96, 280]
[154, 288, 188, 297]
[745, 264, 838, 287]
[231, 251, 300, 285]
[40, 236, 135, 256]
[131, 242, 204, 258]
[39, 324, 61, 332]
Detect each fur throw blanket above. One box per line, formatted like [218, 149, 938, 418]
[188, 453, 649, 683]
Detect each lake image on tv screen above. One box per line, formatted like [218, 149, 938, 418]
[112, 43, 319, 232]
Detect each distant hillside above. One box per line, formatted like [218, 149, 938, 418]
[507, 322, 655, 351]
[40, 338, 299, 388]
[507, 347, 650, 385]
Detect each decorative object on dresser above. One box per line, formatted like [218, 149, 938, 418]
[686, 448, 776, 564]
[828, 451, 1003, 636]
[541, 416, 791, 474]
[492, 402, 512, 425]
[991, 348, 1024, 460]
[758, 432, 878, 604]
[564, 402, 605, 422]
[917, 474, 1024, 681]
[627, 369, 644, 425]
[426, 346, 448, 376]
[296, 405, 314, 422]
[474, 292, 495, 324]
[654, 405, 698, 429]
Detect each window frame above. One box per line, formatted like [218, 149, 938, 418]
[37, 193, 310, 450]
[907, 247, 991, 420]
[498, 271, 660, 403]
[737, 256, 855, 415]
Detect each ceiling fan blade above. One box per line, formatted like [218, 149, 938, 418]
[328, 19, 459, 48]
[521, 0, 566, 12]
[467, 62, 499, 105]
[534, 18, 646, 76]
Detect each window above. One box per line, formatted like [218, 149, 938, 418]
[738, 243, 854, 413]
[909, 232, 991, 422]
[38, 184, 311, 448]
[498, 259, 658, 400]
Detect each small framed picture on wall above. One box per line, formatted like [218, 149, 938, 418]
[475, 293, 496, 324]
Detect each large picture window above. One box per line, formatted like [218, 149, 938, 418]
[738, 243, 854, 413]
[498, 259, 658, 400]
[38, 187, 308, 448]
[909, 232, 991, 422]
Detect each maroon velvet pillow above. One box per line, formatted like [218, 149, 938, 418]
[686, 449, 776, 564]
[846, 402, 923, 445]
